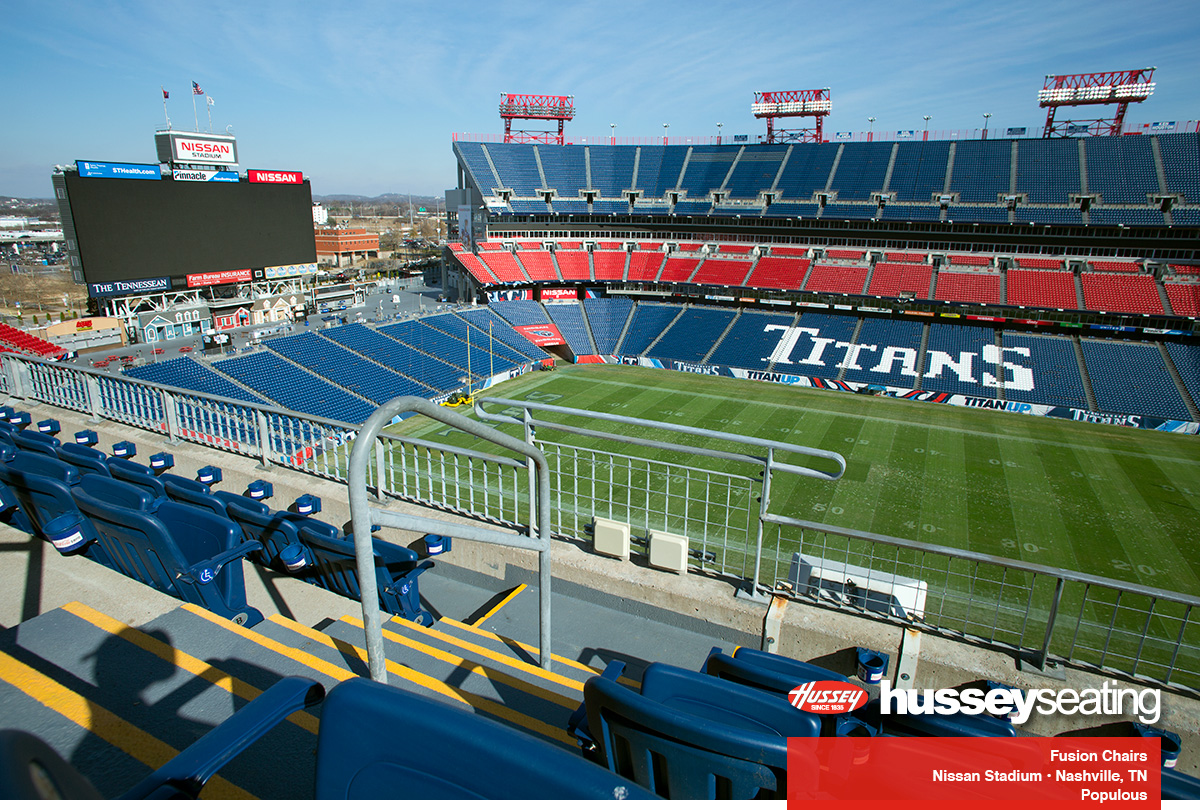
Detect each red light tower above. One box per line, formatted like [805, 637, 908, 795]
[499, 93, 575, 145]
[752, 88, 831, 143]
[1039, 68, 1155, 138]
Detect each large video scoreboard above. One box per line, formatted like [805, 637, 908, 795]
[55, 159, 317, 296]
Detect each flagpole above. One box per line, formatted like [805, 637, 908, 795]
[192, 90, 198, 131]
[206, 96, 213, 133]
[161, 86, 171, 128]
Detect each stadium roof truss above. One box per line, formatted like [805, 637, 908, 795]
[499, 93, 575, 145]
[752, 88, 831, 144]
[1039, 68, 1155, 138]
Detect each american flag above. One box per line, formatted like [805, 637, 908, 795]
[192, 81, 203, 95]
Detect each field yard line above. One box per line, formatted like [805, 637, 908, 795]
[569, 376, 1200, 467]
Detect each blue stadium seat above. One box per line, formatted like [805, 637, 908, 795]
[223, 497, 434, 626]
[107, 456, 169, 500]
[0, 452, 110, 565]
[72, 475, 264, 626]
[56, 442, 112, 477]
[11, 429, 60, 458]
[581, 661, 819, 799]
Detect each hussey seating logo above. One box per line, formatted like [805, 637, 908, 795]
[788, 681, 869, 715]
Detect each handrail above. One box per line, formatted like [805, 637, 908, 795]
[348, 395, 554, 683]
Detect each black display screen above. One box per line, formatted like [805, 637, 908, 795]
[63, 172, 316, 284]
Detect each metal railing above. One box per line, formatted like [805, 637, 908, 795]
[4, 352, 1198, 691]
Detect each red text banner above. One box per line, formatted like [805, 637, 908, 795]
[787, 737, 1159, 810]
[248, 169, 303, 184]
[513, 323, 566, 346]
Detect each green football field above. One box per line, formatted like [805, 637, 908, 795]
[391, 363, 1200, 599]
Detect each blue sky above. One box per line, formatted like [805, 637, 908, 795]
[3, 0, 1198, 199]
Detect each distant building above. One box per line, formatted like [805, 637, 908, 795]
[312, 204, 328, 226]
[314, 227, 378, 267]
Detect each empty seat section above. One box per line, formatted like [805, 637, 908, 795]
[1085, 136, 1160, 204]
[488, 299, 551, 327]
[419, 312, 530, 368]
[638, 146, 689, 198]
[1158, 133, 1200, 202]
[125, 356, 267, 405]
[544, 303, 596, 355]
[691, 258, 752, 286]
[1014, 206, 1083, 226]
[877, 205, 943, 221]
[725, 145, 788, 199]
[745, 256, 809, 290]
[776, 312, 857, 376]
[454, 142, 501, 191]
[763, 202, 820, 218]
[582, 298, 634, 355]
[659, 256, 700, 283]
[588, 146, 638, 197]
[839, 319, 924, 387]
[1080, 272, 1164, 314]
[556, 250, 592, 281]
[950, 140, 1013, 203]
[775, 142, 841, 200]
[867, 263, 932, 298]
[948, 253, 992, 267]
[946, 205, 1010, 223]
[803, 263, 868, 295]
[517, 250, 558, 281]
[377, 320, 490, 384]
[620, 304, 683, 356]
[672, 200, 711, 215]
[458, 308, 551, 360]
[888, 141, 951, 202]
[591, 200, 628, 214]
[934, 271, 1002, 304]
[477, 251, 529, 283]
[627, 251, 664, 281]
[1088, 207, 1165, 226]
[1080, 339, 1191, 420]
[829, 141, 893, 200]
[591, 251, 625, 281]
[922, 324, 1002, 398]
[679, 149, 736, 198]
[1165, 343, 1200, 408]
[265, 332, 433, 404]
[537, 145, 587, 197]
[819, 203, 876, 220]
[1165, 282, 1200, 316]
[1016, 139, 1080, 204]
[1000, 333, 1088, 409]
[483, 143, 542, 196]
[1089, 260, 1140, 273]
[706, 311, 796, 371]
[319, 322, 458, 394]
[550, 199, 588, 214]
[646, 307, 736, 363]
[1007, 269, 1077, 309]
[451, 249, 499, 283]
[213, 352, 376, 423]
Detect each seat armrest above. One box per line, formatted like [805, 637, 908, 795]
[177, 540, 264, 584]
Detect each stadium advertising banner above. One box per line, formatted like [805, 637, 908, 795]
[538, 288, 578, 301]
[172, 168, 238, 182]
[513, 323, 566, 346]
[88, 277, 169, 297]
[263, 262, 317, 279]
[248, 169, 303, 184]
[487, 289, 532, 302]
[77, 161, 161, 180]
[186, 269, 251, 287]
[167, 133, 238, 166]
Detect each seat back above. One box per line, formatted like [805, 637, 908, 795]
[315, 677, 656, 800]
[12, 430, 60, 458]
[57, 443, 112, 477]
[73, 477, 261, 626]
[224, 497, 303, 569]
[705, 648, 849, 696]
[584, 663, 819, 799]
[163, 476, 229, 517]
[107, 457, 167, 499]
[0, 453, 99, 555]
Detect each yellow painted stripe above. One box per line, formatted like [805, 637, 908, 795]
[337, 613, 577, 710]
[0, 648, 252, 800]
[435, 616, 641, 688]
[180, 603, 357, 685]
[63, 602, 319, 736]
[270, 615, 574, 747]
[384, 615, 587, 692]
[471, 583, 527, 627]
